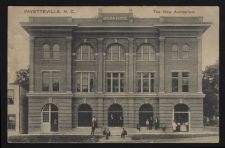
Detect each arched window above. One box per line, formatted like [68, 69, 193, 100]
[174, 104, 189, 132]
[137, 44, 156, 61]
[43, 44, 50, 59]
[53, 44, 60, 59]
[171, 44, 178, 59]
[106, 44, 125, 61]
[139, 104, 153, 126]
[75, 45, 95, 61]
[78, 104, 92, 126]
[182, 44, 190, 59]
[108, 104, 123, 127]
[41, 103, 58, 131]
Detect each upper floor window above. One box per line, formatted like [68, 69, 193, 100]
[182, 44, 190, 59]
[172, 72, 190, 92]
[136, 72, 155, 93]
[53, 44, 60, 59]
[43, 44, 50, 59]
[75, 45, 95, 61]
[75, 72, 95, 92]
[8, 114, 16, 130]
[107, 72, 124, 92]
[42, 71, 60, 92]
[182, 72, 189, 92]
[171, 44, 179, 59]
[106, 44, 125, 61]
[137, 44, 156, 61]
[8, 89, 14, 105]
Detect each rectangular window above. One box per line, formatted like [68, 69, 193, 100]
[136, 72, 155, 93]
[42, 72, 50, 91]
[42, 112, 49, 122]
[107, 72, 124, 92]
[76, 73, 81, 92]
[8, 115, 16, 130]
[182, 72, 189, 92]
[172, 72, 179, 92]
[75, 72, 95, 92]
[8, 89, 14, 105]
[52, 72, 60, 91]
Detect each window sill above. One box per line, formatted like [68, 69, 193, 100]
[40, 59, 61, 61]
[171, 58, 190, 61]
[136, 60, 157, 62]
[74, 60, 96, 62]
[105, 60, 126, 62]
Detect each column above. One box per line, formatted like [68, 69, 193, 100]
[159, 36, 165, 93]
[97, 38, 104, 92]
[29, 36, 34, 92]
[197, 37, 202, 93]
[128, 98, 135, 127]
[66, 36, 72, 92]
[97, 98, 104, 127]
[128, 38, 134, 92]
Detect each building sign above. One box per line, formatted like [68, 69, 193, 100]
[102, 16, 129, 21]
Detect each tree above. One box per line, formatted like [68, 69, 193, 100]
[14, 67, 29, 91]
[202, 61, 219, 124]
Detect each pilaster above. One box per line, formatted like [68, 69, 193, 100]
[128, 38, 134, 92]
[197, 37, 202, 93]
[97, 38, 104, 92]
[159, 36, 165, 93]
[29, 36, 35, 92]
[66, 36, 72, 92]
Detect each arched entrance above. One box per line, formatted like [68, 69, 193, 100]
[139, 104, 153, 127]
[78, 104, 92, 127]
[174, 104, 189, 132]
[108, 104, 123, 127]
[41, 103, 58, 132]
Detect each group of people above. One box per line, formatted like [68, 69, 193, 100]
[110, 114, 124, 127]
[136, 117, 160, 131]
[103, 127, 127, 140]
[172, 120, 189, 132]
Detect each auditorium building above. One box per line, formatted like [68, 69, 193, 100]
[21, 10, 211, 133]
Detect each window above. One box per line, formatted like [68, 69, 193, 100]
[42, 71, 60, 91]
[75, 45, 95, 61]
[106, 44, 125, 61]
[8, 115, 16, 130]
[172, 72, 179, 92]
[136, 72, 155, 93]
[107, 72, 124, 92]
[75, 72, 95, 92]
[171, 44, 178, 59]
[8, 89, 14, 105]
[53, 44, 60, 59]
[172, 72, 190, 92]
[182, 72, 189, 92]
[43, 44, 50, 59]
[182, 44, 190, 59]
[42, 72, 50, 91]
[41, 104, 58, 123]
[137, 44, 156, 61]
[52, 72, 60, 91]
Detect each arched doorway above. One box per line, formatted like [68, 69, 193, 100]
[139, 104, 153, 127]
[108, 104, 123, 127]
[41, 103, 58, 132]
[78, 104, 92, 127]
[174, 104, 189, 132]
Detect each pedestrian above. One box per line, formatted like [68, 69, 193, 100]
[105, 128, 111, 140]
[91, 121, 95, 135]
[121, 128, 127, 139]
[149, 117, 153, 130]
[154, 118, 159, 130]
[172, 120, 177, 132]
[103, 127, 107, 136]
[146, 119, 149, 130]
[136, 123, 140, 131]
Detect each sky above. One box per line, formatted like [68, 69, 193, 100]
[8, 6, 219, 83]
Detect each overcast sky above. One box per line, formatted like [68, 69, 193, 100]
[8, 6, 219, 83]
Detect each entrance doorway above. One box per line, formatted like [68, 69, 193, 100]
[174, 104, 189, 132]
[78, 104, 92, 127]
[41, 103, 58, 132]
[108, 104, 123, 127]
[139, 104, 153, 127]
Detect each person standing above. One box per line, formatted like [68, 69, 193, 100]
[136, 123, 141, 131]
[121, 128, 127, 139]
[172, 120, 177, 132]
[146, 119, 149, 130]
[105, 128, 111, 140]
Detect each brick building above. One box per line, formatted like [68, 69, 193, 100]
[21, 11, 211, 133]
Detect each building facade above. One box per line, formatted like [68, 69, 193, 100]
[21, 11, 210, 133]
[7, 83, 28, 135]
